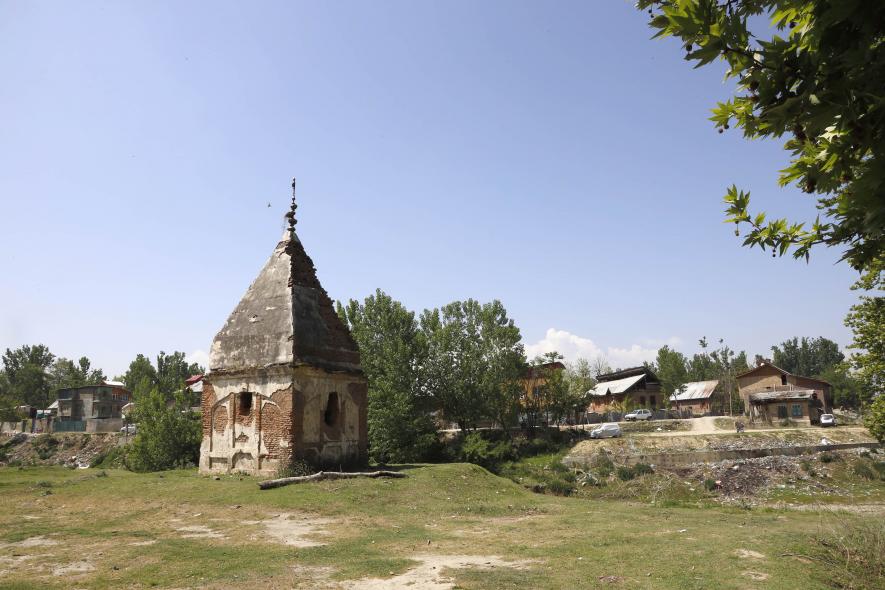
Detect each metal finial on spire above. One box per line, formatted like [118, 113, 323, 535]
[285, 177, 298, 233]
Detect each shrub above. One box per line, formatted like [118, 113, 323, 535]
[811, 518, 885, 590]
[90, 445, 127, 469]
[633, 463, 654, 476]
[32, 435, 59, 461]
[616, 466, 636, 481]
[864, 395, 885, 444]
[820, 453, 836, 464]
[546, 477, 575, 496]
[852, 459, 884, 481]
[703, 478, 718, 492]
[126, 388, 201, 472]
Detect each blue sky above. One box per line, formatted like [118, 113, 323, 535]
[0, 1, 860, 377]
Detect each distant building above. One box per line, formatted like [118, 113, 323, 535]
[55, 381, 132, 432]
[587, 367, 662, 412]
[520, 361, 566, 402]
[736, 360, 831, 425]
[669, 380, 721, 416]
[519, 361, 567, 426]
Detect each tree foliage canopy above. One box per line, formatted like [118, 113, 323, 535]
[420, 299, 525, 432]
[126, 387, 201, 472]
[639, 0, 885, 276]
[770, 335, 844, 376]
[1, 344, 55, 409]
[337, 290, 437, 463]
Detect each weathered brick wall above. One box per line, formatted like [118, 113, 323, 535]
[201, 382, 215, 437]
[263, 386, 294, 463]
[214, 406, 228, 433]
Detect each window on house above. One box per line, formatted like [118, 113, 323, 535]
[781, 374, 788, 386]
[238, 392, 252, 416]
[639, 396, 646, 406]
[791, 404, 803, 417]
[324, 392, 340, 427]
[777, 405, 788, 419]
[650, 396, 656, 408]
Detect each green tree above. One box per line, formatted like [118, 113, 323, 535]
[818, 363, 863, 410]
[49, 357, 105, 390]
[655, 345, 689, 400]
[864, 394, 885, 444]
[565, 358, 595, 422]
[156, 351, 202, 398]
[2, 344, 55, 409]
[0, 372, 17, 421]
[337, 290, 437, 463]
[421, 299, 525, 433]
[686, 338, 748, 414]
[771, 336, 844, 376]
[638, 0, 885, 277]
[844, 264, 884, 402]
[126, 387, 201, 472]
[123, 354, 158, 393]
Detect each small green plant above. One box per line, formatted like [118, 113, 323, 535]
[546, 478, 575, 496]
[851, 459, 884, 481]
[32, 435, 60, 461]
[703, 478, 718, 492]
[616, 466, 636, 481]
[820, 453, 836, 464]
[91, 445, 128, 469]
[633, 463, 654, 476]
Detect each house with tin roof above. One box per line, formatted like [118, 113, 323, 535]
[669, 380, 721, 416]
[736, 360, 830, 425]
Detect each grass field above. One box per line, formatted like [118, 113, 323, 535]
[0, 463, 882, 589]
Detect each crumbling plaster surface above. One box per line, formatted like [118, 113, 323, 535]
[199, 365, 367, 474]
[200, 367, 294, 476]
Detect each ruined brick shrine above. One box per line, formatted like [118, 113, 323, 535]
[199, 180, 367, 475]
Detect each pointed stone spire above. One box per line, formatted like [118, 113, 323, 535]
[208, 179, 361, 374]
[285, 177, 298, 234]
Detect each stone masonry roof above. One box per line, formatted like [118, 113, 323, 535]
[208, 230, 361, 374]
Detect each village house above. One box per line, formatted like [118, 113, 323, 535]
[55, 380, 132, 432]
[199, 181, 368, 476]
[519, 361, 567, 425]
[669, 380, 721, 416]
[736, 359, 831, 425]
[587, 366, 662, 413]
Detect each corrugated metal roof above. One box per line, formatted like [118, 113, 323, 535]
[669, 380, 719, 402]
[749, 389, 815, 402]
[588, 374, 644, 397]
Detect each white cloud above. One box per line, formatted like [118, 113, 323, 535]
[187, 349, 211, 371]
[524, 328, 681, 369]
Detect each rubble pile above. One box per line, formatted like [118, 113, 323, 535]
[674, 448, 876, 504]
[0, 433, 124, 468]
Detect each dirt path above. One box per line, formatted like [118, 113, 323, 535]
[690, 416, 720, 435]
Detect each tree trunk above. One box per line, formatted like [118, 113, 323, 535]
[259, 470, 406, 490]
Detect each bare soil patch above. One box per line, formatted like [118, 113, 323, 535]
[245, 513, 333, 547]
[52, 560, 95, 576]
[176, 524, 225, 539]
[341, 554, 532, 590]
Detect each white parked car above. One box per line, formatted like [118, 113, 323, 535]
[120, 424, 137, 434]
[590, 423, 622, 439]
[819, 414, 836, 427]
[624, 409, 653, 422]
